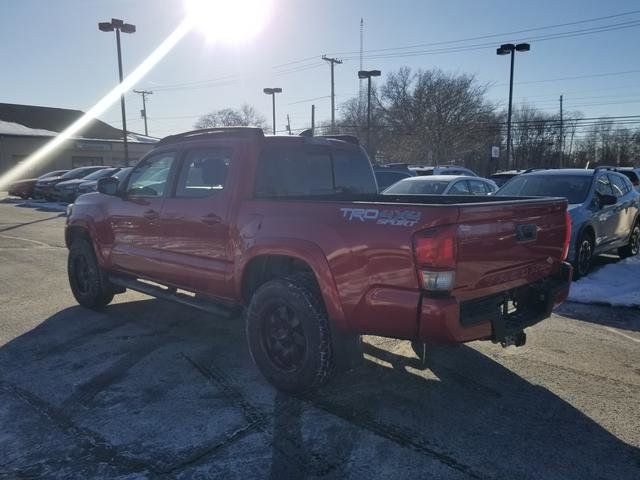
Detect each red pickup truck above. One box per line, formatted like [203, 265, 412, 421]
[65, 128, 572, 392]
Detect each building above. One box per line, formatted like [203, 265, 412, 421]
[0, 103, 158, 177]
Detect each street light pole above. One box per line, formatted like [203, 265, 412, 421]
[263, 88, 282, 135]
[358, 69, 381, 152]
[497, 42, 530, 170]
[99, 18, 136, 166]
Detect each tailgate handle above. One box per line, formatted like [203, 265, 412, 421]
[516, 224, 537, 242]
[143, 209, 159, 220]
[201, 213, 222, 225]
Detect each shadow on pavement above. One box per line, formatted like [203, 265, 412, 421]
[0, 213, 65, 233]
[555, 301, 640, 332]
[0, 299, 638, 479]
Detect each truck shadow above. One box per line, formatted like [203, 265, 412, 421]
[0, 299, 638, 479]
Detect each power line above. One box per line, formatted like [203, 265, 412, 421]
[327, 9, 640, 56]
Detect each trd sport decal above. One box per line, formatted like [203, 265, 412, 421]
[340, 208, 421, 227]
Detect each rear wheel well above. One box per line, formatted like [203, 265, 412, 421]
[242, 255, 317, 305]
[579, 225, 595, 242]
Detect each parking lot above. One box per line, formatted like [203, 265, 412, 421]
[1, 200, 639, 480]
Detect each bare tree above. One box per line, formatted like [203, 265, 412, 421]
[195, 103, 266, 129]
[337, 68, 500, 173]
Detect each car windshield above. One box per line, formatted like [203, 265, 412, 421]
[61, 168, 96, 180]
[496, 174, 592, 204]
[383, 179, 450, 194]
[81, 168, 118, 181]
[113, 167, 132, 179]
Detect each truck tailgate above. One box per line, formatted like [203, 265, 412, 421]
[453, 198, 568, 301]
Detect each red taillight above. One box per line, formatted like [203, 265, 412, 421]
[561, 210, 571, 261]
[414, 226, 457, 269]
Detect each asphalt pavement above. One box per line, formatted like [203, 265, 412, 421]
[0, 200, 639, 479]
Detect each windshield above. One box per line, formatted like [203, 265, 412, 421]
[61, 168, 96, 180]
[113, 167, 133, 179]
[496, 175, 592, 204]
[81, 168, 118, 181]
[383, 179, 450, 194]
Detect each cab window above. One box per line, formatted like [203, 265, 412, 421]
[126, 152, 175, 197]
[175, 147, 232, 198]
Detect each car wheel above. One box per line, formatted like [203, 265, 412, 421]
[68, 238, 114, 309]
[573, 232, 594, 280]
[246, 274, 333, 393]
[618, 222, 640, 259]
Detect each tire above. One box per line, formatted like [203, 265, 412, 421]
[67, 238, 114, 309]
[618, 222, 640, 259]
[573, 231, 594, 280]
[246, 274, 333, 393]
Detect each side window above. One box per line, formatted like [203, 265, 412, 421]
[468, 180, 488, 195]
[449, 180, 471, 195]
[126, 152, 175, 197]
[608, 174, 628, 196]
[595, 175, 614, 196]
[254, 147, 376, 197]
[176, 147, 232, 198]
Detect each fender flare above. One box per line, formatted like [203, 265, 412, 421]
[236, 237, 347, 329]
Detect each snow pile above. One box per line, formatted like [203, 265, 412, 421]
[0, 120, 57, 137]
[568, 256, 640, 307]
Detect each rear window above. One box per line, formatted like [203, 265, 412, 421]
[497, 174, 592, 204]
[383, 179, 449, 194]
[254, 147, 377, 197]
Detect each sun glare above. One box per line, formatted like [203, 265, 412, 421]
[184, 0, 272, 44]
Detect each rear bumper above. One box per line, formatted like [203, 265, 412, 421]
[418, 262, 572, 344]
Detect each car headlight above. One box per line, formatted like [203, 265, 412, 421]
[66, 204, 73, 217]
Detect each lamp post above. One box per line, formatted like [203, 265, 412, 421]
[263, 88, 282, 135]
[99, 18, 136, 166]
[497, 42, 530, 170]
[357, 69, 381, 152]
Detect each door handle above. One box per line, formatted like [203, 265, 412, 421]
[201, 213, 222, 225]
[143, 209, 159, 220]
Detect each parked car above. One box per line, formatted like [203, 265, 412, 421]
[410, 165, 478, 177]
[53, 167, 120, 202]
[490, 170, 525, 187]
[496, 168, 640, 278]
[374, 165, 415, 191]
[66, 128, 571, 392]
[8, 170, 68, 199]
[382, 175, 498, 196]
[611, 166, 640, 192]
[77, 167, 132, 196]
[35, 166, 110, 201]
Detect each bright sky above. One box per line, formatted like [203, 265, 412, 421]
[2, 0, 640, 138]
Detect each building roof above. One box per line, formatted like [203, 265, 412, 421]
[0, 103, 124, 140]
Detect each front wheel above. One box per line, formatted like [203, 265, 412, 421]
[246, 275, 333, 393]
[618, 223, 640, 259]
[68, 238, 114, 309]
[573, 232, 594, 280]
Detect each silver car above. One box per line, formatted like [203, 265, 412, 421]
[382, 175, 498, 196]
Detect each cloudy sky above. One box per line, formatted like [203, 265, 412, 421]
[2, 0, 640, 138]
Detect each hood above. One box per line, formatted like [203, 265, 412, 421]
[11, 178, 38, 186]
[567, 203, 583, 212]
[36, 176, 64, 185]
[55, 179, 85, 188]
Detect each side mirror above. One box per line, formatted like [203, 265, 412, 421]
[97, 177, 120, 196]
[598, 193, 617, 207]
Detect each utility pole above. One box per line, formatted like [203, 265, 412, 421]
[322, 55, 343, 133]
[311, 104, 315, 136]
[134, 89, 153, 136]
[286, 114, 292, 135]
[559, 94, 563, 168]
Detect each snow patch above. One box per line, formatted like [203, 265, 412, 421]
[568, 256, 640, 308]
[0, 120, 57, 137]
